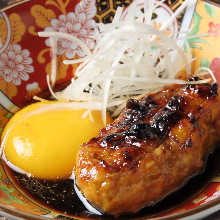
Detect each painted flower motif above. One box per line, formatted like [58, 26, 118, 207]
[0, 44, 34, 86]
[44, 0, 97, 59]
[207, 22, 220, 37]
[26, 82, 41, 97]
[210, 57, 220, 83]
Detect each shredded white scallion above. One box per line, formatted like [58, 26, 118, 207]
[38, 31, 92, 56]
[39, 0, 214, 124]
[49, 37, 58, 86]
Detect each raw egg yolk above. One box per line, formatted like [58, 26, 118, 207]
[1, 101, 112, 180]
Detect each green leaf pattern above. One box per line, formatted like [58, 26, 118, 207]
[186, 2, 217, 59]
[205, 3, 217, 18]
[187, 10, 210, 50]
[0, 185, 26, 205]
[200, 58, 210, 68]
[189, 11, 202, 36]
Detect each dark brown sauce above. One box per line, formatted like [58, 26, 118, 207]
[2, 146, 220, 220]
[2, 82, 220, 219]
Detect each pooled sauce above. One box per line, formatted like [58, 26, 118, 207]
[1, 80, 220, 218]
[3, 146, 220, 219]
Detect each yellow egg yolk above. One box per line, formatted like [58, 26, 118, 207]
[1, 101, 113, 180]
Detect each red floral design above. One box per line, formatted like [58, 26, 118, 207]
[210, 57, 220, 82]
[44, 0, 96, 59]
[207, 22, 220, 37]
[26, 82, 41, 98]
[0, 44, 34, 86]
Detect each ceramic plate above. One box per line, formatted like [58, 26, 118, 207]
[0, 0, 220, 219]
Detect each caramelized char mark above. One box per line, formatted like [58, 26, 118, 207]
[75, 81, 220, 216]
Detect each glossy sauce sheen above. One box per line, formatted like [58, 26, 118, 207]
[75, 78, 220, 216]
[3, 148, 220, 219]
[2, 79, 220, 218]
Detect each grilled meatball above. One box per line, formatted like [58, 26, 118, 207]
[75, 79, 220, 216]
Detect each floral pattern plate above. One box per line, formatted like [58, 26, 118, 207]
[0, 0, 220, 219]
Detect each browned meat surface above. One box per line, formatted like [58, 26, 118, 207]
[75, 77, 220, 216]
